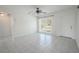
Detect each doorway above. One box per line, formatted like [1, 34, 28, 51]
[0, 12, 12, 37]
[38, 16, 53, 34]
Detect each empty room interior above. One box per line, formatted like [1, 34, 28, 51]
[0, 5, 79, 53]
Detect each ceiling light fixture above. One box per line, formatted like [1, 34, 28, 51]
[0, 12, 5, 16]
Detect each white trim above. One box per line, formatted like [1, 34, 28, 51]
[37, 15, 54, 34]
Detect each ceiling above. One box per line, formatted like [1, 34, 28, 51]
[31, 5, 77, 13]
[0, 5, 77, 17]
[0, 5, 77, 13]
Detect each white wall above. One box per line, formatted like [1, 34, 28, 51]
[0, 5, 37, 37]
[0, 13, 11, 37]
[76, 9, 79, 48]
[53, 8, 76, 39]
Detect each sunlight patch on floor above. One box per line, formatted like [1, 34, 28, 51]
[39, 33, 52, 47]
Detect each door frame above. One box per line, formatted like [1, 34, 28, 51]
[37, 15, 54, 34]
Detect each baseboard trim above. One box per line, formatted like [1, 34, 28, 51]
[58, 35, 75, 40]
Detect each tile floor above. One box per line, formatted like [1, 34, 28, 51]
[0, 33, 79, 53]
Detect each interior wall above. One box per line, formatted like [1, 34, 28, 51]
[0, 13, 11, 37]
[76, 9, 79, 48]
[53, 8, 76, 39]
[0, 5, 37, 37]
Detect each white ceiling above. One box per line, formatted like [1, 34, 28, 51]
[0, 5, 77, 13]
[31, 5, 77, 13]
[0, 5, 77, 16]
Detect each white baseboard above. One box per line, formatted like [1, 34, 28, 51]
[57, 35, 75, 40]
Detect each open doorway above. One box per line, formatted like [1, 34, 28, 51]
[38, 16, 53, 34]
[0, 12, 13, 37]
